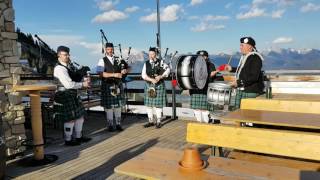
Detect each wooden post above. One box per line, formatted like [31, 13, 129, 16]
[29, 90, 44, 160]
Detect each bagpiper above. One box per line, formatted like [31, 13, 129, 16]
[53, 46, 91, 146]
[96, 42, 128, 132]
[141, 47, 170, 128]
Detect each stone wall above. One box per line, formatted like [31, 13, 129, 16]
[0, 0, 26, 156]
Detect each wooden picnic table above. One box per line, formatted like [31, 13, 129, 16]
[256, 93, 320, 101]
[115, 147, 300, 180]
[13, 85, 56, 161]
[221, 109, 320, 130]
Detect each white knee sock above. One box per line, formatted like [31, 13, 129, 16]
[194, 110, 202, 122]
[74, 117, 84, 138]
[201, 111, 210, 123]
[155, 108, 162, 123]
[64, 121, 75, 141]
[114, 107, 121, 125]
[146, 107, 154, 123]
[105, 108, 114, 126]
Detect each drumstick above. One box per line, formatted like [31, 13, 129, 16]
[227, 55, 233, 65]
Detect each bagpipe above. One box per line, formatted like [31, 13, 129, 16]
[68, 61, 91, 82]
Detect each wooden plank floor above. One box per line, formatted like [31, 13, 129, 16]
[6, 112, 191, 180]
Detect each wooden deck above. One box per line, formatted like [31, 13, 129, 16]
[6, 112, 191, 180]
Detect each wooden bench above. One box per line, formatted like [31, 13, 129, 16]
[240, 98, 320, 114]
[187, 123, 320, 171]
[221, 109, 320, 130]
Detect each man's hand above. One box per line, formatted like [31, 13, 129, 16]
[113, 73, 122, 79]
[83, 80, 90, 88]
[121, 69, 128, 74]
[230, 80, 237, 87]
[151, 78, 158, 84]
[224, 64, 232, 72]
[155, 75, 162, 82]
[210, 70, 218, 77]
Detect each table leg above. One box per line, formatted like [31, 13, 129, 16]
[29, 90, 44, 160]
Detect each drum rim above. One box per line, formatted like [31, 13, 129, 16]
[208, 82, 232, 88]
[176, 55, 198, 89]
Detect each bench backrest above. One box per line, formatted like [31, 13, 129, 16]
[186, 123, 320, 161]
[240, 99, 320, 114]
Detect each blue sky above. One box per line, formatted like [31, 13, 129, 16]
[14, 0, 320, 68]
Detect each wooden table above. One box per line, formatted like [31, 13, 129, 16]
[115, 147, 300, 180]
[221, 109, 320, 130]
[257, 93, 320, 101]
[13, 85, 56, 161]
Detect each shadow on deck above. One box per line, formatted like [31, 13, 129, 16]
[6, 112, 191, 179]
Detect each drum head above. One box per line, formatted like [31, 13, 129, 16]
[175, 55, 208, 90]
[193, 56, 208, 89]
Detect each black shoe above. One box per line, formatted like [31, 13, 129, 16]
[76, 136, 92, 143]
[213, 119, 221, 124]
[65, 140, 81, 146]
[108, 125, 115, 132]
[208, 119, 213, 123]
[143, 122, 154, 128]
[116, 125, 123, 131]
[155, 122, 162, 129]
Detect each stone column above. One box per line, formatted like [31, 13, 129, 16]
[0, 0, 26, 156]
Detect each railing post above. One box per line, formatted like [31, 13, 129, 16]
[171, 73, 177, 120]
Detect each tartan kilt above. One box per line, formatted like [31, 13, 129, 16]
[234, 89, 259, 109]
[53, 90, 86, 122]
[144, 82, 167, 108]
[101, 82, 124, 109]
[191, 94, 214, 111]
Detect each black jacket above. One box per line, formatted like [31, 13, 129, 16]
[233, 53, 264, 93]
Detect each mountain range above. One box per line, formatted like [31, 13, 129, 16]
[93, 48, 320, 73]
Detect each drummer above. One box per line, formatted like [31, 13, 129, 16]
[141, 47, 170, 128]
[224, 37, 264, 108]
[190, 50, 219, 123]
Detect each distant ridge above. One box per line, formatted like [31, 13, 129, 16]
[91, 48, 320, 73]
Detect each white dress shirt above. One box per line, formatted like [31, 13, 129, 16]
[53, 61, 82, 89]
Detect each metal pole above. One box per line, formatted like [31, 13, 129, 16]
[171, 51, 178, 120]
[156, 0, 161, 59]
[171, 72, 176, 120]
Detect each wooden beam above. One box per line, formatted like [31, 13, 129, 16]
[240, 99, 320, 114]
[187, 123, 320, 161]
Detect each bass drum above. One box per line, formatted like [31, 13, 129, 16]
[175, 55, 208, 90]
